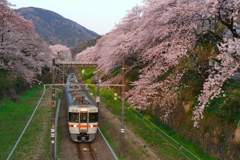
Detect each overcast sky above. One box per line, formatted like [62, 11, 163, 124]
[9, 0, 144, 35]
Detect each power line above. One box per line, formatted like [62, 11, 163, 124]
[103, 116, 152, 160]
[101, 68, 122, 82]
[0, 72, 51, 130]
[106, 89, 200, 160]
[39, 71, 51, 83]
[6, 88, 47, 160]
[99, 114, 151, 160]
[126, 105, 199, 160]
[99, 101, 160, 160]
[80, 66, 198, 159]
[85, 89, 159, 159]
[54, 66, 69, 77]
[86, 89, 160, 159]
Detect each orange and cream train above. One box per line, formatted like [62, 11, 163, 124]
[66, 73, 98, 142]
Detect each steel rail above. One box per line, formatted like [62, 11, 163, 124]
[88, 143, 97, 160]
[76, 143, 84, 160]
[76, 143, 96, 160]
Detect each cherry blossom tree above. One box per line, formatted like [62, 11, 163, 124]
[49, 44, 72, 62]
[76, 0, 240, 126]
[0, 0, 53, 83]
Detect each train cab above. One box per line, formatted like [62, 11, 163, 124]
[68, 105, 98, 142]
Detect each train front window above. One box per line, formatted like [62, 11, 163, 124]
[69, 113, 79, 122]
[89, 113, 98, 123]
[80, 113, 87, 123]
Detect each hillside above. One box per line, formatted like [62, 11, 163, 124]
[70, 36, 101, 58]
[14, 7, 100, 47]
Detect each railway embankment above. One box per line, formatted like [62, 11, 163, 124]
[158, 78, 240, 159]
[77, 67, 215, 160]
[0, 85, 57, 159]
[77, 66, 240, 160]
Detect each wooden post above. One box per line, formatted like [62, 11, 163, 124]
[51, 59, 56, 158]
[59, 65, 61, 96]
[120, 60, 125, 158]
[62, 65, 64, 84]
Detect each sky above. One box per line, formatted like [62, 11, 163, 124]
[9, 0, 144, 35]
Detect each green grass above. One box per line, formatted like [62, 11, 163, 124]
[56, 90, 63, 159]
[94, 87, 216, 160]
[78, 67, 97, 82]
[100, 123, 119, 152]
[0, 85, 61, 159]
[0, 85, 44, 159]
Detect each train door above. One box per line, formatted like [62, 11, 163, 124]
[79, 112, 88, 133]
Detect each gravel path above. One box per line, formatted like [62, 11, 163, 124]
[59, 93, 79, 160]
[91, 130, 115, 160]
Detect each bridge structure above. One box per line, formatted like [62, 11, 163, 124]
[56, 61, 98, 68]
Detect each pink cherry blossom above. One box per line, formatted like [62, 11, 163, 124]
[76, 0, 240, 127]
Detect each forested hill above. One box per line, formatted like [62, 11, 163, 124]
[14, 7, 100, 47]
[70, 36, 101, 58]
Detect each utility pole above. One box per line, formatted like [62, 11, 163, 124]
[97, 77, 100, 118]
[120, 60, 125, 158]
[51, 59, 56, 158]
[62, 65, 64, 84]
[59, 64, 61, 89]
[59, 64, 63, 98]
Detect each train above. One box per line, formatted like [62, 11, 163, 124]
[66, 73, 98, 142]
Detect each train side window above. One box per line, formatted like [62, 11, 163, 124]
[89, 113, 98, 123]
[69, 113, 79, 122]
[80, 113, 87, 123]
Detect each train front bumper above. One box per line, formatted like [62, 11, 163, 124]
[70, 133, 96, 142]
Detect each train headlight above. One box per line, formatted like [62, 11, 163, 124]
[90, 125, 93, 128]
[81, 109, 87, 111]
[74, 125, 77, 128]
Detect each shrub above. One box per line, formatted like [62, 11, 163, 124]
[218, 90, 240, 123]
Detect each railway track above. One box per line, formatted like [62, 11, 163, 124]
[76, 142, 97, 160]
